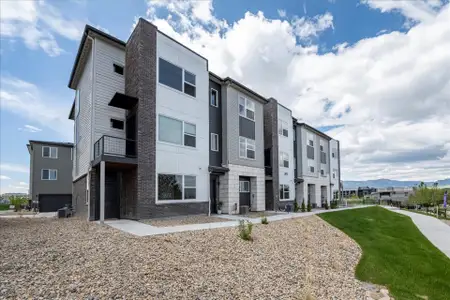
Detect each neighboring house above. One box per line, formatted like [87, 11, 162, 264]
[66, 19, 342, 221]
[27, 140, 73, 212]
[293, 123, 341, 208]
[209, 73, 267, 214]
[372, 187, 414, 204]
[263, 98, 295, 211]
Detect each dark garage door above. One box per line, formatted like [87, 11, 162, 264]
[39, 194, 72, 212]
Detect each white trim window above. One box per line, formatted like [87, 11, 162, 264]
[42, 146, 58, 159]
[158, 58, 196, 97]
[239, 136, 255, 159]
[278, 120, 289, 137]
[211, 133, 219, 152]
[308, 159, 315, 174]
[157, 174, 197, 201]
[41, 169, 57, 180]
[210, 88, 218, 107]
[332, 171, 336, 179]
[238, 95, 255, 121]
[280, 152, 289, 168]
[279, 184, 290, 200]
[239, 181, 250, 192]
[321, 169, 325, 176]
[158, 115, 196, 148]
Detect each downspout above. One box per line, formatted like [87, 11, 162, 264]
[208, 170, 211, 216]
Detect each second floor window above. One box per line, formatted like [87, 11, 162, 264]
[158, 115, 196, 148]
[158, 58, 196, 97]
[280, 152, 289, 168]
[239, 136, 255, 159]
[210, 89, 218, 107]
[42, 169, 57, 180]
[238, 96, 255, 121]
[42, 146, 58, 159]
[278, 121, 288, 137]
[211, 133, 219, 152]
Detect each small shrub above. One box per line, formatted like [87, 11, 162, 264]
[330, 201, 338, 209]
[324, 202, 329, 210]
[238, 220, 253, 241]
[307, 201, 312, 212]
[261, 216, 269, 225]
[294, 201, 299, 212]
[301, 199, 306, 212]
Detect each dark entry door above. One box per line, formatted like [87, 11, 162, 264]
[210, 176, 217, 214]
[105, 172, 119, 219]
[126, 114, 136, 157]
[239, 176, 251, 206]
[39, 194, 72, 212]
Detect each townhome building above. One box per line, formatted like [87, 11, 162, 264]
[263, 98, 295, 211]
[209, 73, 267, 215]
[293, 122, 341, 208]
[67, 19, 341, 221]
[27, 140, 73, 212]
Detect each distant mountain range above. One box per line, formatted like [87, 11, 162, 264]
[343, 178, 450, 189]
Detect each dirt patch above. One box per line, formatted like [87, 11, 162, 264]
[0, 216, 368, 299]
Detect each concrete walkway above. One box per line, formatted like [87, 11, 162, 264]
[102, 205, 373, 237]
[0, 212, 56, 219]
[385, 207, 450, 259]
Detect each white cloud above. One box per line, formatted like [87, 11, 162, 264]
[0, 163, 29, 174]
[0, 77, 73, 140]
[0, 0, 84, 56]
[143, 1, 450, 181]
[18, 125, 43, 133]
[278, 9, 287, 18]
[362, 0, 448, 27]
[19, 182, 28, 186]
[0, 175, 11, 180]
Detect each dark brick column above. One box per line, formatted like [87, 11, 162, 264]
[125, 18, 157, 219]
[263, 98, 280, 210]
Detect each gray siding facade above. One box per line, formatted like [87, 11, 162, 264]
[224, 85, 264, 168]
[29, 142, 73, 202]
[209, 79, 222, 167]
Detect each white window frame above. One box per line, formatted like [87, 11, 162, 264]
[158, 115, 196, 148]
[42, 146, 58, 159]
[183, 70, 196, 97]
[239, 136, 256, 160]
[308, 159, 315, 174]
[239, 181, 250, 193]
[278, 120, 289, 137]
[210, 88, 218, 107]
[211, 133, 219, 152]
[321, 169, 325, 176]
[158, 57, 196, 98]
[41, 169, 57, 180]
[280, 184, 290, 200]
[280, 152, 289, 168]
[238, 95, 255, 121]
[156, 173, 202, 204]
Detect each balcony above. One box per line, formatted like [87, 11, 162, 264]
[92, 135, 137, 166]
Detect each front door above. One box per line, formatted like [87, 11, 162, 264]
[105, 171, 120, 219]
[210, 176, 217, 213]
[239, 176, 251, 206]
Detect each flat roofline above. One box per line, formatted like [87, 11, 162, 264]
[29, 140, 74, 148]
[295, 121, 333, 141]
[223, 77, 268, 103]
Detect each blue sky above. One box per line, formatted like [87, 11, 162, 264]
[1, 0, 450, 193]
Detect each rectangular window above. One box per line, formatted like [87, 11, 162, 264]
[307, 145, 314, 159]
[110, 118, 124, 130]
[321, 169, 325, 176]
[158, 58, 183, 92]
[210, 89, 218, 107]
[41, 169, 57, 180]
[42, 146, 58, 159]
[332, 171, 336, 179]
[158, 174, 183, 200]
[159, 115, 183, 145]
[239, 136, 255, 159]
[184, 122, 196, 147]
[332, 152, 335, 158]
[280, 152, 289, 168]
[113, 64, 124, 75]
[278, 121, 289, 137]
[239, 181, 250, 192]
[320, 151, 327, 164]
[238, 96, 255, 121]
[184, 175, 196, 200]
[184, 70, 196, 97]
[308, 160, 315, 174]
[211, 133, 219, 152]
[310, 166, 315, 173]
[279, 184, 290, 200]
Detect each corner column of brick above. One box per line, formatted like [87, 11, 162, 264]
[125, 18, 157, 219]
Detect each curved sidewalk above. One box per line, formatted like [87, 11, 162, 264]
[386, 207, 450, 259]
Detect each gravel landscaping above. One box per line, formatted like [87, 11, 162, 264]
[140, 215, 226, 227]
[0, 215, 371, 299]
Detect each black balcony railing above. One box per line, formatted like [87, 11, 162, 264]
[94, 135, 136, 159]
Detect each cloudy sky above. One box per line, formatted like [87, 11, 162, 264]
[1, 0, 449, 193]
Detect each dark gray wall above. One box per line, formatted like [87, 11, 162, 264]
[30, 143, 73, 203]
[263, 98, 279, 210]
[209, 79, 222, 167]
[72, 174, 87, 218]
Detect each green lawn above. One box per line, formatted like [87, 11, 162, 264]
[319, 206, 450, 300]
[0, 204, 10, 210]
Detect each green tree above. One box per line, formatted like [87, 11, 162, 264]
[10, 195, 29, 212]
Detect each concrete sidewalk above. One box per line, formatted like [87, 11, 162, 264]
[385, 207, 450, 259]
[102, 205, 373, 237]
